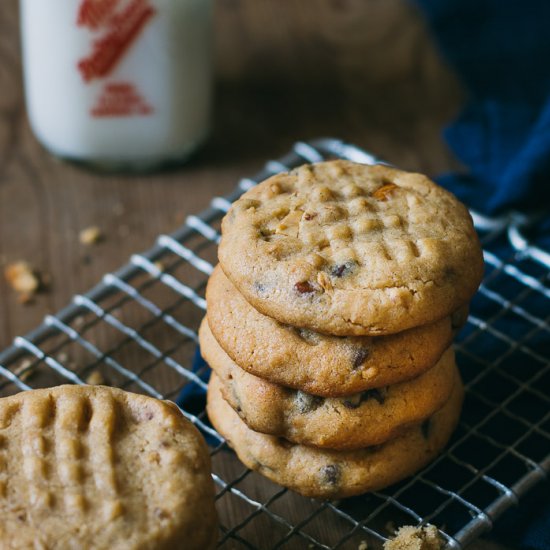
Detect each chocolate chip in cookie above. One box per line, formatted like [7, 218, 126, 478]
[321, 464, 341, 486]
[330, 260, 357, 278]
[342, 388, 386, 409]
[295, 391, 323, 414]
[352, 348, 371, 369]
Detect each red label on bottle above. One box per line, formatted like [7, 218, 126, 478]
[77, 0, 121, 30]
[91, 82, 153, 117]
[77, 0, 156, 118]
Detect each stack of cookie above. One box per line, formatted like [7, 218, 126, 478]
[203, 161, 483, 499]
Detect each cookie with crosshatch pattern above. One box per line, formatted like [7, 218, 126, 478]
[207, 372, 464, 499]
[218, 160, 483, 336]
[200, 318, 457, 450]
[206, 265, 467, 396]
[0, 385, 217, 549]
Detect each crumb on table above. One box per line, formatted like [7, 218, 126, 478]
[86, 370, 106, 385]
[4, 261, 42, 304]
[13, 359, 36, 382]
[79, 226, 103, 245]
[384, 525, 442, 550]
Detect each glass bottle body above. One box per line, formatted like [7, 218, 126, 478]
[20, 0, 212, 170]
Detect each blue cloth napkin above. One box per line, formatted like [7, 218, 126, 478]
[413, 0, 550, 217]
[176, 346, 210, 416]
[413, 1, 550, 547]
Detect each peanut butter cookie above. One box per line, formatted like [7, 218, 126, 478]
[207, 372, 463, 499]
[206, 265, 467, 396]
[201, 318, 456, 450]
[219, 161, 483, 336]
[0, 385, 217, 549]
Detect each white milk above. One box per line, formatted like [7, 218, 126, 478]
[20, 0, 212, 169]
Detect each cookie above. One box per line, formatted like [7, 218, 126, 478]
[0, 385, 217, 549]
[200, 318, 456, 449]
[206, 265, 467, 396]
[219, 160, 483, 336]
[384, 525, 442, 550]
[207, 372, 463, 499]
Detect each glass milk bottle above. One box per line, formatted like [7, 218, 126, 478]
[19, 0, 212, 170]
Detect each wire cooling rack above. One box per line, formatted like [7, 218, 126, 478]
[0, 138, 549, 549]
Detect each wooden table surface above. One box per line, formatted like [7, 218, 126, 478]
[0, 1, 513, 548]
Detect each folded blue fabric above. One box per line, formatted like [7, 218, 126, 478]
[413, 0, 550, 216]
[413, 1, 550, 547]
[176, 347, 210, 417]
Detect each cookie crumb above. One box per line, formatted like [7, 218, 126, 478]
[14, 359, 36, 382]
[73, 315, 86, 328]
[79, 226, 103, 245]
[358, 541, 368, 550]
[5, 261, 41, 303]
[86, 371, 106, 385]
[384, 525, 441, 550]
[17, 292, 35, 305]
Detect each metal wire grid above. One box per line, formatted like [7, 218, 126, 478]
[0, 138, 548, 549]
